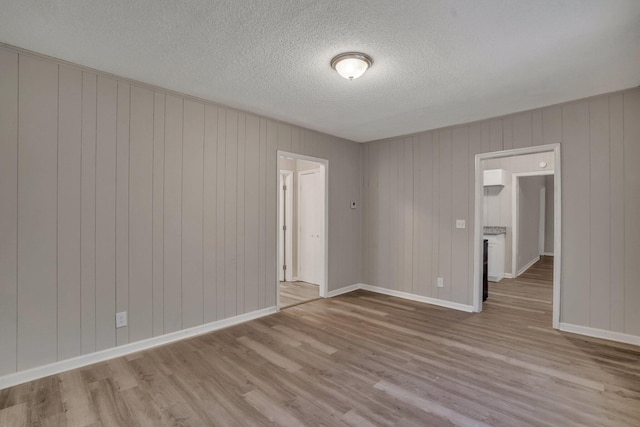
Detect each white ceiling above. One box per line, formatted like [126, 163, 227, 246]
[1, 1, 639, 142]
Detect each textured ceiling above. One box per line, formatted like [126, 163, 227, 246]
[0, 1, 639, 142]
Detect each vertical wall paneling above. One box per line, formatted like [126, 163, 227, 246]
[411, 140, 421, 294]
[561, 101, 590, 326]
[57, 65, 82, 360]
[608, 95, 624, 332]
[203, 105, 218, 322]
[437, 130, 452, 300]
[163, 95, 183, 332]
[115, 82, 130, 346]
[243, 114, 258, 312]
[489, 119, 503, 152]
[129, 85, 154, 342]
[224, 110, 238, 317]
[588, 97, 611, 330]
[265, 120, 278, 306]
[152, 92, 165, 336]
[532, 110, 543, 146]
[451, 127, 469, 303]
[430, 133, 440, 296]
[258, 118, 266, 309]
[17, 55, 59, 369]
[236, 113, 246, 314]
[401, 139, 414, 293]
[512, 112, 532, 149]
[0, 49, 18, 374]
[623, 91, 640, 336]
[80, 71, 97, 355]
[502, 117, 513, 150]
[95, 76, 118, 350]
[467, 124, 482, 292]
[542, 106, 562, 144]
[377, 142, 390, 289]
[0, 48, 366, 377]
[216, 109, 227, 317]
[362, 145, 371, 284]
[182, 100, 205, 328]
[277, 122, 292, 152]
[420, 134, 434, 296]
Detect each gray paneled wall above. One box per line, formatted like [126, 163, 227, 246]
[517, 176, 544, 273]
[363, 88, 640, 337]
[0, 47, 362, 375]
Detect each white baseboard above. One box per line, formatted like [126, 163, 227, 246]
[517, 255, 540, 276]
[559, 323, 640, 347]
[0, 306, 276, 391]
[543, 252, 554, 257]
[327, 283, 362, 298]
[358, 284, 474, 313]
[503, 273, 513, 279]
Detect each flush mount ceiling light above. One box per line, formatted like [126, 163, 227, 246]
[331, 52, 373, 80]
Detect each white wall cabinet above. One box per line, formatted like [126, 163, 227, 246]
[484, 233, 505, 282]
[484, 169, 508, 186]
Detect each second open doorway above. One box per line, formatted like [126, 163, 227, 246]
[277, 151, 328, 310]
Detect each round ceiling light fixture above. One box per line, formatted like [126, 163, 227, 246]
[331, 52, 373, 80]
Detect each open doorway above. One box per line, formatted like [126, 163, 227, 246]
[512, 173, 554, 278]
[277, 151, 328, 310]
[474, 144, 561, 328]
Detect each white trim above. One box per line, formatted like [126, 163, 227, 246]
[539, 186, 545, 256]
[276, 151, 329, 310]
[559, 323, 640, 347]
[516, 255, 540, 277]
[503, 273, 513, 279]
[0, 306, 276, 391]
[327, 283, 474, 312]
[543, 252, 554, 257]
[359, 284, 474, 312]
[327, 283, 362, 298]
[474, 143, 562, 329]
[511, 170, 554, 279]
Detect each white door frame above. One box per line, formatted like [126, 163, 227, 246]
[511, 171, 553, 279]
[473, 143, 562, 328]
[539, 186, 546, 256]
[278, 170, 293, 282]
[276, 151, 329, 311]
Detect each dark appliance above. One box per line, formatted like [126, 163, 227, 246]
[483, 239, 489, 301]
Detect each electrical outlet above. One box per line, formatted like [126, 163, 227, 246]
[437, 277, 444, 288]
[115, 311, 128, 328]
[456, 219, 466, 229]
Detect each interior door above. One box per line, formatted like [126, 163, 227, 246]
[298, 169, 322, 285]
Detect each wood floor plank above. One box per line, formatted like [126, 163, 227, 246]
[2, 258, 639, 425]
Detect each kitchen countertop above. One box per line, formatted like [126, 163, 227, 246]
[483, 226, 506, 235]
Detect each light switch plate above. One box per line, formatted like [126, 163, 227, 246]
[115, 311, 128, 328]
[456, 219, 466, 229]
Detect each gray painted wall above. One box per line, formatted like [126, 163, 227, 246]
[517, 176, 544, 273]
[0, 46, 362, 375]
[545, 175, 555, 254]
[363, 88, 640, 338]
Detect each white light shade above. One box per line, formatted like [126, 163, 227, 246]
[331, 52, 373, 80]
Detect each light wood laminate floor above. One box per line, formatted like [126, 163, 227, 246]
[279, 281, 320, 309]
[1, 257, 639, 426]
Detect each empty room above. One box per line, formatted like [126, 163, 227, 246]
[1, 1, 639, 425]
